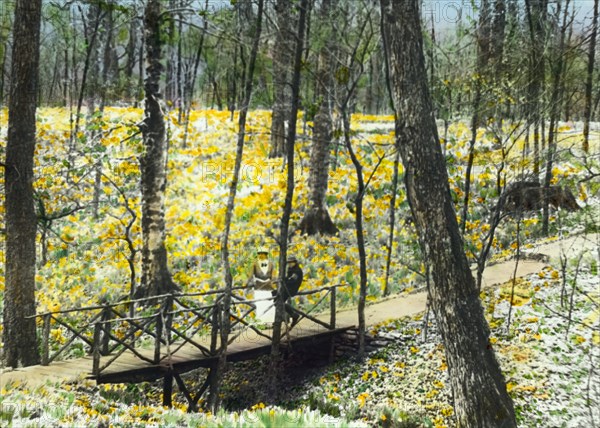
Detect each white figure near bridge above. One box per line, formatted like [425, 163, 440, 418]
[247, 246, 276, 323]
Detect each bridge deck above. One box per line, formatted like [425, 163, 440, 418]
[95, 323, 353, 384]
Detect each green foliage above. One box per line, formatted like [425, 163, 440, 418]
[380, 406, 431, 428]
[0, 405, 15, 425]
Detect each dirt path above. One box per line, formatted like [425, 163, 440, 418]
[334, 233, 599, 328]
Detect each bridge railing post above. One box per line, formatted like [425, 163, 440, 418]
[92, 320, 102, 376]
[223, 288, 232, 339]
[41, 313, 51, 366]
[330, 287, 336, 330]
[154, 311, 163, 364]
[210, 301, 220, 354]
[129, 299, 137, 350]
[100, 305, 112, 356]
[267, 292, 285, 400]
[164, 294, 174, 345]
[329, 286, 337, 363]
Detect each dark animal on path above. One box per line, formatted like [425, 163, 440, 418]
[503, 181, 581, 213]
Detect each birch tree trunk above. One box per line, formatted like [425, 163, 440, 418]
[381, 1, 517, 425]
[3, 0, 42, 368]
[139, 0, 179, 298]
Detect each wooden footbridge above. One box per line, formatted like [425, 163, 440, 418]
[3, 234, 576, 411]
[2, 285, 358, 410]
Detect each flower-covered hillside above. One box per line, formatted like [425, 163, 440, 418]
[0, 107, 597, 342]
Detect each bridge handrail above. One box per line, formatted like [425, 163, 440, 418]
[92, 301, 222, 375]
[293, 283, 350, 297]
[33, 283, 351, 371]
[25, 286, 245, 319]
[227, 284, 348, 312]
[83, 303, 220, 326]
[27, 284, 349, 319]
[128, 284, 352, 332]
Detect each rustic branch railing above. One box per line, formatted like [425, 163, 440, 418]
[27, 289, 230, 372]
[228, 293, 273, 343]
[26, 283, 349, 376]
[286, 284, 346, 331]
[39, 311, 100, 365]
[90, 296, 225, 376]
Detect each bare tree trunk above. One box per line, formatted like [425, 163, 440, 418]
[382, 11, 399, 298]
[87, 0, 110, 219]
[269, 0, 293, 158]
[0, 5, 10, 104]
[182, 0, 208, 148]
[176, 2, 184, 111]
[525, 0, 547, 176]
[343, 112, 368, 356]
[383, 148, 400, 297]
[135, 27, 144, 108]
[461, 90, 481, 232]
[269, 0, 308, 400]
[47, 50, 60, 104]
[366, 55, 374, 113]
[70, 9, 79, 125]
[506, 214, 522, 331]
[593, 73, 600, 121]
[101, 1, 118, 105]
[165, 0, 176, 105]
[0, 42, 7, 104]
[73, 3, 103, 148]
[491, 0, 507, 81]
[326, 1, 378, 356]
[138, 0, 179, 298]
[583, 0, 598, 153]
[542, 0, 570, 236]
[3, 0, 42, 368]
[62, 43, 70, 107]
[227, 48, 237, 120]
[91, 2, 118, 215]
[85, 1, 101, 114]
[299, 0, 337, 236]
[381, 0, 517, 425]
[124, 11, 138, 101]
[206, 0, 264, 412]
[461, 0, 492, 232]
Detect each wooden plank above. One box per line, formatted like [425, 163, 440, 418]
[99, 355, 150, 369]
[92, 326, 354, 383]
[101, 360, 148, 373]
[162, 345, 211, 359]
